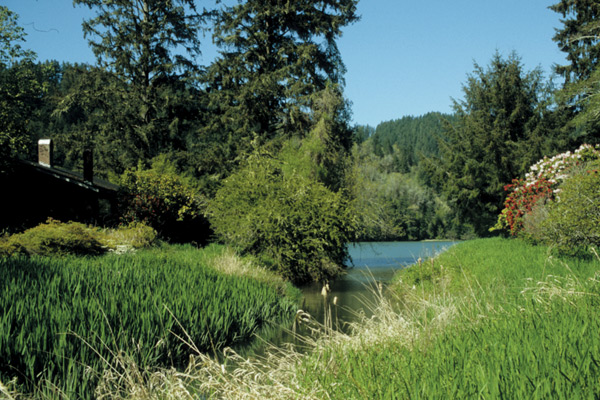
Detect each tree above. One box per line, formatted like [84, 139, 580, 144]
[432, 52, 554, 236]
[549, 1, 600, 144]
[550, 0, 600, 85]
[208, 146, 357, 285]
[203, 0, 359, 165]
[61, 0, 206, 173]
[0, 6, 40, 169]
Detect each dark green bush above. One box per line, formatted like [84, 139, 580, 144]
[0, 219, 105, 257]
[543, 161, 600, 256]
[208, 151, 357, 285]
[118, 168, 208, 242]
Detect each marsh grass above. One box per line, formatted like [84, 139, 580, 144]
[181, 238, 600, 399]
[5, 238, 600, 399]
[0, 245, 298, 399]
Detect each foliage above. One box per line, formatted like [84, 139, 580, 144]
[99, 222, 158, 251]
[53, 0, 207, 174]
[208, 149, 357, 285]
[430, 52, 562, 236]
[0, 219, 105, 257]
[365, 112, 448, 171]
[551, 0, 600, 85]
[0, 7, 41, 170]
[0, 220, 159, 257]
[543, 160, 600, 256]
[494, 143, 600, 236]
[202, 0, 359, 169]
[118, 166, 207, 242]
[549, 1, 600, 143]
[0, 246, 298, 398]
[349, 134, 472, 241]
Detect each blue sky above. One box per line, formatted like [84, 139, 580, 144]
[5, 0, 566, 127]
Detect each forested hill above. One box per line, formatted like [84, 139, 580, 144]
[355, 112, 452, 172]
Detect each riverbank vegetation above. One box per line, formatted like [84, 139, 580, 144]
[3, 0, 600, 397]
[5, 238, 594, 398]
[0, 244, 299, 398]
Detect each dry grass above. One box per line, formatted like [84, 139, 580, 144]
[207, 247, 287, 288]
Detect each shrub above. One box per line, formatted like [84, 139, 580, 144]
[0, 220, 159, 257]
[118, 167, 208, 242]
[494, 144, 600, 236]
[208, 151, 357, 285]
[542, 161, 600, 256]
[98, 222, 158, 252]
[0, 219, 105, 257]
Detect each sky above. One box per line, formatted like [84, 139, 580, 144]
[5, 0, 567, 127]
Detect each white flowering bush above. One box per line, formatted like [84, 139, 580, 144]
[524, 144, 600, 189]
[494, 144, 600, 235]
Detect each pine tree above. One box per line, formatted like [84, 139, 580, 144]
[551, 0, 600, 84]
[433, 52, 552, 236]
[0, 6, 40, 170]
[550, 0, 600, 142]
[203, 0, 359, 156]
[62, 0, 206, 173]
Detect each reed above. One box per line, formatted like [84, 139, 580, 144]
[0, 245, 297, 398]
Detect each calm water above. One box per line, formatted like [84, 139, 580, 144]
[299, 241, 459, 326]
[234, 241, 458, 357]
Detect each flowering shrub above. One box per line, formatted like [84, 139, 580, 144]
[494, 144, 600, 235]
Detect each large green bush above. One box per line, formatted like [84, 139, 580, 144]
[543, 160, 600, 256]
[0, 220, 158, 257]
[118, 167, 208, 242]
[208, 152, 357, 285]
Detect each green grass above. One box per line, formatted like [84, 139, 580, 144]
[0, 244, 299, 399]
[6, 238, 599, 399]
[289, 238, 600, 399]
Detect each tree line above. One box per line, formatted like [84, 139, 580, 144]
[1, 1, 599, 282]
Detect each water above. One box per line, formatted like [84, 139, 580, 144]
[299, 241, 459, 327]
[235, 241, 458, 357]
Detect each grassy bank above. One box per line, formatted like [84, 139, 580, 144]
[4, 238, 600, 398]
[287, 238, 600, 398]
[170, 238, 600, 399]
[0, 244, 299, 399]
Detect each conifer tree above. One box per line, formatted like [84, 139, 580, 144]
[550, 0, 600, 141]
[551, 0, 600, 84]
[203, 0, 359, 157]
[0, 6, 40, 170]
[62, 0, 206, 173]
[433, 53, 551, 236]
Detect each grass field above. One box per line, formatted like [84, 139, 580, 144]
[3, 238, 599, 399]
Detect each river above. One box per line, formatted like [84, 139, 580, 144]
[299, 240, 459, 327]
[236, 240, 459, 357]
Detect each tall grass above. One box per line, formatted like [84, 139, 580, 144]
[0, 245, 298, 399]
[115, 238, 600, 399]
[6, 238, 599, 399]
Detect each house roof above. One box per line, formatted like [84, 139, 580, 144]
[18, 159, 120, 195]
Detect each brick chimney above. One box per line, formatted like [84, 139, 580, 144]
[83, 149, 93, 183]
[38, 139, 53, 167]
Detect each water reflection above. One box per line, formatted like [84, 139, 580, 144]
[300, 241, 459, 327]
[234, 241, 458, 358]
